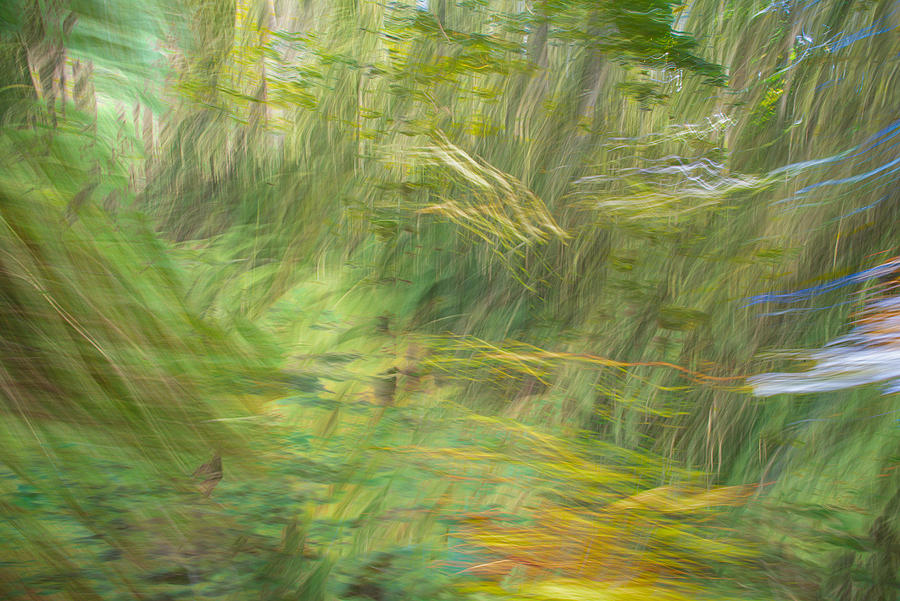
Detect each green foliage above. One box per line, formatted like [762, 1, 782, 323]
[2, 0, 900, 599]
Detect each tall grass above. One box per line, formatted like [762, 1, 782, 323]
[2, 0, 899, 599]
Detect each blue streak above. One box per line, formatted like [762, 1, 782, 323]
[745, 260, 900, 306]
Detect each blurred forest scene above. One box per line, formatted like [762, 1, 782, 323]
[1, 0, 899, 599]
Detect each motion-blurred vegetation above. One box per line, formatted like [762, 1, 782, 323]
[1, 0, 899, 599]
